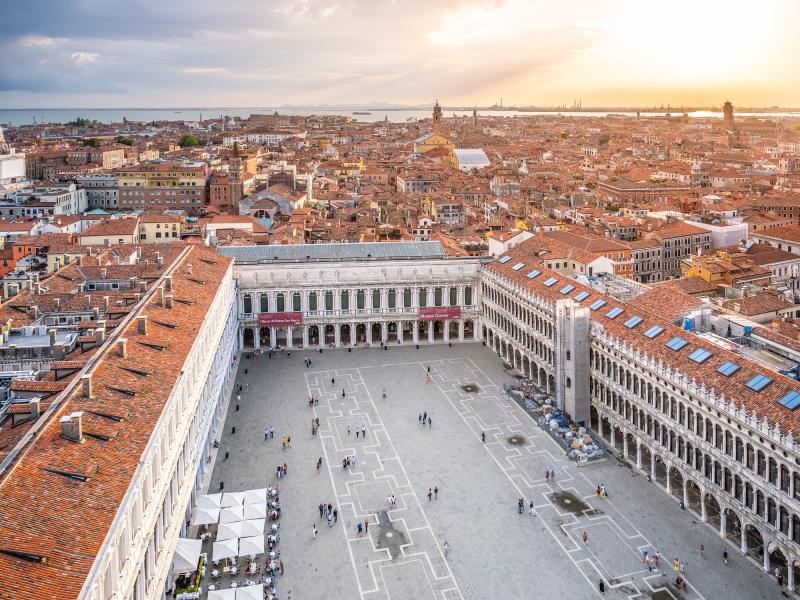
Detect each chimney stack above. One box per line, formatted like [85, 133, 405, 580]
[103, 296, 110, 313]
[53, 298, 60, 311]
[60, 411, 84, 443]
[48, 329, 57, 346]
[101, 268, 107, 279]
[95, 327, 105, 344]
[137, 316, 148, 335]
[187, 263, 193, 276]
[81, 374, 93, 399]
[29, 398, 40, 420]
[165, 295, 174, 309]
[117, 338, 127, 357]
[53, 343, 65, 360]
[84, 294, 91, 310]
[157, 286, 164, 305]
[164, 276, 173, 292]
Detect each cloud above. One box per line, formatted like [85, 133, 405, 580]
[19, 35, 56, 48]
[71, 52, 99, 66]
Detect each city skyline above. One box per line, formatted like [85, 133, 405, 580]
[1, 0, 799, 109]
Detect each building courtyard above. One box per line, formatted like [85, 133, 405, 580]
[206, 343, 786, 600]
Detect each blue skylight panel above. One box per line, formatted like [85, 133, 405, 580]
[746, 374, 773, 392]
[559, 284, 575, 294]
[779, 391, 800, 410]
[574, 291, 590, 302]
[543, 277, 558, 287]
[589, 299, 606, 311]
[643, 325, 664, 339]
[511, 262, 525, 271]
[606, 307, 624, 319]
[624, 316, 643, 329]
[717, 361, 740, 377]
[688, 348, 712, 364]
[498, 255, 512, 264]
[526, 269, 541, 279]
[666, 336, 688, 351]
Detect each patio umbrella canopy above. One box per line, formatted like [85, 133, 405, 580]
[208, 589, 236, 600]
[212, 538, 238, 561]
[219, 505, 244, 523]
[242, 489, 267, 505]
[197, 493, 222, 509]
[216, 521, 243, 541]
[237, 535, 264, 557]
[192, 506, 220, 526]
[242, 503, 266, 520]
[235, 584, 263, 600]
[220, 491, 245, 507]
[239, 519, 265, 538]
[170, 538, 202, 574]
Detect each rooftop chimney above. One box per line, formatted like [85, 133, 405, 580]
[117, 338, 127, 357]
[103, 296, 110, 313]
[48, 329, 57, 346]
[137, 316, 148, 335]
[81, 374, 92, 399]
[164, 276, 173, 292]
[95, 327, 105, 344]
[187, 263, 193, 276]
[60, 411, 84, 443]
[101, 268, 107, 279]
[84, 294, 91, 310]
[157, 286, 164, 305]
[53, 298, 60, 311]
[53, 343, 65, 360]
[29, 398, 40, 420]
[165, 295, 174, 309]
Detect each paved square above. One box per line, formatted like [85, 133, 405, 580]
[206, 343, 786, 600]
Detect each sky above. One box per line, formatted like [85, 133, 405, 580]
[1, 0, 799, 108]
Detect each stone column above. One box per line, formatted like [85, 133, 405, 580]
[334, 324, 341, 347]
[366, 323, 373, 345]
[636, 442, 642, 470]
[720, 511, 727, 538]
[303, 326, 309, 348]
[683, 481, 689, 507]
[741, 528, 748, 554]
[650, 456, 656, 482]
[623, 433, 629, 460]
[253, 327, 261, 350]
[412, 322, 419, 344]
[238, 328, 244, 349]
[457, 285, 464, 306]
[459, 320, 465, 341]
[788, 563, 795, 593]
[666, 462, 672, 495]
[319, 326, 326, 348]
[763, 547, 771, 572]
[398, 322, 404, 344]
[382, 321, 388, 344]
[444, 320, 450, 342]
[700, 492, 707, 522]
[428, 321, 434, 343]
[381, 288, 388, 313]
[286, 326, 293, 349]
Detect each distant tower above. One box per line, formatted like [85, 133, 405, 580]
[228, 142, 244, 215]
[723, 100, 734, 128]
[0, 125, 8, 154]
[472, 107, 478, 127]
[432, 100, 443, 133]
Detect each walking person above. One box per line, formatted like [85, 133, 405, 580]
[434, 486, 438, 500]
[264, 428, 269, 441]
[598, 580, 605, 595]
[327, 503, 332, 516]
[364, 520, 368, 534]
[443, 541, 449, 558]
[312, 524, 317, 540]
[418, 413, 422, 425]
[287, 436, 291, 448]
[481, 431, 485, 443]
[428, 416, 432, 428]
[280, 560, 284, 576]
[582, 531, 588, 545]
[327, 512, 333, 527]
[529, 501, 535, 517]
[281, 436, 286, 449]
[362, 425, 366, 438]
[332, 377, 335, 386]
[723, 550, 728, 565]
[333, 508, 338, 523]
[347, 426, 351, 436]
[357, 522, 363, 535]
[699, 544, 704, 559]
[427, 488, 433, 501]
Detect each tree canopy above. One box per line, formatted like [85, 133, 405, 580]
[179, 134, 200, 147]
[82, 138, 101, 148]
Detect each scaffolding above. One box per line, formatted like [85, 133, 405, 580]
[573, 272, 649, 302]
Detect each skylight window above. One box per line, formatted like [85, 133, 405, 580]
[606, 307, 624, 319]
[511, 262, 525, 271]
[643, 325, 664, 339]
[666, 336, 688, 351]
[624, 316, 643, 329]
[574, 291, 589, 302]
[559, 284, 575, 295]
[498, 255, 512, 264]
[589, 300, 606, 311]
[526, 270, 541, 279]
[688, 348, 712, 364]
[717, 361, 740, 377]
[543, 277, 558, 287]
[779, 390, 800, 410]
[746, 374, 773, 392]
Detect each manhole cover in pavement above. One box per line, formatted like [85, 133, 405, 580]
[461, 384, 480, 393]
[507, 434, 527, 446]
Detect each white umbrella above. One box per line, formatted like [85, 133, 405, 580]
[237, 535, 264, 557]
[197, 493, 222, 509]
[192, 506, 220, 526]
[242, 503, 267, 520]
[242, 488, 267, 505]
[212, 537, 238, 561]
[216, 521, 243, 541]
[221, 491, 245, 507]
[208, 589, 236, 600]
[239, 519, 265, 538]
[235, 584, 263, 600]
[219, 505, 244, 523]
[170, 538, 202, 574]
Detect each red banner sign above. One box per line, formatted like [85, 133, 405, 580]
[419, 306, 461, 321]
[258, 312, 303, 327]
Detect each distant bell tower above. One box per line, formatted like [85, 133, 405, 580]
[723, 100, 734, 128]
[432, 100, 443, 133]
[228, 142, 244, 215]
[472, 107, 478, 127]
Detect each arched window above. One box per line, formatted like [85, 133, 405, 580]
[434, 287, 443, 307]
[418, 289, 427, 307]
[388, 289, 397, 308]
[325, 291, 333, 311]
[243, 294, 252, 314]
[276, 293, 285, 312]
[292, 293, 301, 312]
[566, 377, 571, 389]
[356, 290, 365, 310]
[372, 289, 381, 309]
[260, 294, 269, 313]
[449, 287, 457, 306]
[464, 286, 473, 305]
[341, 291, 350, 310]
[309, 292, 318, 311]
[403, 288, 412, 308]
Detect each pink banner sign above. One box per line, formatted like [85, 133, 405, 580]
[419, 306, 461, 321]
[258, 312, 303, 327]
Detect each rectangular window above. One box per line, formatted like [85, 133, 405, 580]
[666, 336, 688, 351]
[589, 299, 606, 310]
[717, 361, 739, 377]
[624, 316, 643, 328]
[688, 348, 712, 363]
[526, 270, 541, 279]
[746, 374, 773, 392]
[511, 262, 525, 271]
[606, 307, 624, 319]
[498, 255, 512, 264]
[779, 391, 800, 410]
[643, 325, 664, 338]
[559, 284, 575, 294]
[543, 277, 558, 287]
[574, 291, 589, 302]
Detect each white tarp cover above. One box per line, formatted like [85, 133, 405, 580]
[216, 521, 242, 541]
[237, 535, 264, 557]
[242, 488, 267, 505]
[220, 492, 245, 507]
[197, 493, 222, 509]
[192, 507, 220, 526]
[219, 505, 244, 523]
[239, 519, 265, 538]
[170, 538, 202, 574]
[242, 503, 266, 520]
[235, 584, 263, 600]
[208, 589, 236, 600]
[212, 538, 238, 561]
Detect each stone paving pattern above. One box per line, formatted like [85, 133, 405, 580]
[208, 343, 786, 600]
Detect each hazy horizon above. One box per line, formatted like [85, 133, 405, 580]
[2, 0, 799, 109]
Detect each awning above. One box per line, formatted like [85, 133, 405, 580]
[219, 505, 244, 523]
[197, 493, 222, 509]
[237, 535, 264, 557]
[220, 491, 245, 507]
[170, 538, 202, 574]
[242, 489, 267, 505]
[208, 589, 236, 600]
[212, 538, 238, 561]
[216, 521, 242, 541]
[192, 507, 220, 526]
[242, 503, 266, 520]
[235, 584, 263, 600]
[239, 519, 265, 538]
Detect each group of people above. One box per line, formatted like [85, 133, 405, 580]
[517, 498, 536, 516]
[341, 455, 357, 469]
[315, 502, 338, 532]
[595, 483, 607, 499]
[418, 411, 433, 428]
[263, 427, 274, 440]
[276, 463, 288, 479]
